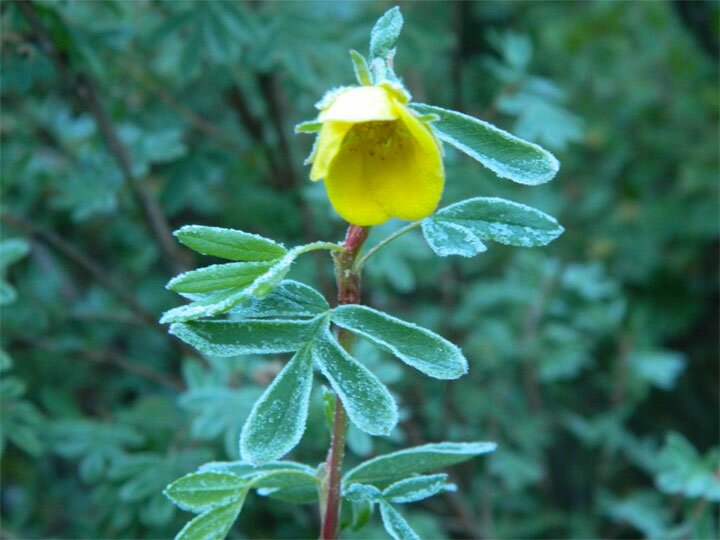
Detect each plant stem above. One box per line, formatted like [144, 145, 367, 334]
[321, 225, 370, 540]
[17, 0, 189, 275]
[354, 220, 421, 273]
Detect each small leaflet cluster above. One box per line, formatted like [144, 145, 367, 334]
[164, 443, 496, 540]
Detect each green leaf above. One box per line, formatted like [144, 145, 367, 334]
[348, 497, 374, 531]
[369, 7, 403, 61]
[421, 197, 564, 257]
[175, 498, 244, 540]
[382, 474, 455, 504]
[379, 501, 420, 540]
[250, 468, 319, 504]
[0, 238, 30, 272]
[350, 49, 372, 85]
[167, 261, 275, 293]
[422, 219, 487, 257]
[174, 225, 286, 261]
[0, 281, 18, 306]
[164, 472, 246, 513]
[197, 462, 319, 504]
[161, 250, 299, 323]
[294, 120, 322, 134]
[312, 331, 398, 436]
[629, 350, 686, 390]
[410, 103, 559, 185]
[200, 460, 315, 477]
[228, 280, 329, 319]
[344, 482, 383, 503]
[0, 349, 12, 372]
[655, 432, 720, 501]
[331, 305, 468, 380]
[344, 441, 497, 488]
[169, 316, 324, 356]
[240, 347, 314, 465]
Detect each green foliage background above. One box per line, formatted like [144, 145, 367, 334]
[1, 1, 718, 538]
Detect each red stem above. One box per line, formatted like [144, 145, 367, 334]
[321, 225, 369, 540]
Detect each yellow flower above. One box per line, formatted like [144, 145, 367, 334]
[307, 84, 444, 226]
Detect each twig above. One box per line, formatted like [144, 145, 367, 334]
[520, 266, 558, 414]
[16, 0, 188, 275]
[2, 212, 160, 330]
[225, 84, 280, 186]
[80, 349, 184, 391]
[125, 66, 247, 154]
[258, 73, 297, 191]
[354, 221, 421, 272]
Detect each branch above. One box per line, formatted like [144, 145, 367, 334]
[2, 212, 159, 330]
[16, 0, 188, 275]
[258, 73, 298, 191]
[81, 349, 185, 391]
[125, 65, 247, 155]
[354, 221, 421, 272]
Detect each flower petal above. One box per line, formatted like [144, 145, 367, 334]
[366, 103, 444, 220]
[310, 121, 352, 181]
[319, 86, 398, 123]
[325, 144, 391, 226]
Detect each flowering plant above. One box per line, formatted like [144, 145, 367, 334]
[161, 7, 562, 540]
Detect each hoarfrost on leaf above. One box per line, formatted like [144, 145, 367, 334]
[410, 103, 560, 185]
[240, 347, 314, 465]
[312, 331, 398, 436]
[344, 441, 497, 488]
[331, 305, 468, 380]
[422, 197, 563, 258]
[382, 473, 455, 504]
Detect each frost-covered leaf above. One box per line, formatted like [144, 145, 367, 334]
[369, 7, 403, 61]
[228, 280, 329, 319]
[350, 49, 372, 85]
[161, 250, 300, 323]
[421, 220, 488, 258]
[250, 468, 319, 504]
[411, 103, 559, 185]
[240, 347, 314, 465]
[200, 460, 315, 477]
[169, 316, 323, 357]
[344, 441, 497, 488]
[174, 225, 286, 262]
[382, 474, 455, 504]
[379, 501, 420, 540]
[175, 498, 244, 540]
[312, 331, 398, 436]
[655, 432, 720, 501]
[164, 472, 246, 513]
[331, 305, 467, 380]
[344, 482, 383, 503]
[197, 461, 318, 504]
[422, 197, 564, 257]
[167, 261, 275, 294]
